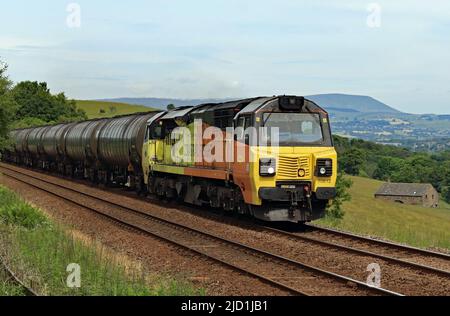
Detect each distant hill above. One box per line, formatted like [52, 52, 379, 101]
[76, 100, 157, 119]
[325, 107, 361, 113]
[98, 94, 401, 114]
[96, 97, 233, 110]
[306, 93, 400, 114]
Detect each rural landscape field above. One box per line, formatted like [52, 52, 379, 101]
[1, 0, 449, 309]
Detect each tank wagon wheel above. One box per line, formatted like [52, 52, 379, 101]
[174, 185, 185, 203]
[135, 175, 147, 196]
[147, 175, 156, 196]
[90, 169, 98, 185]
[105, 171, 113, 187]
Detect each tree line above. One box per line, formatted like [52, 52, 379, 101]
[0, 60, 87, 148]
[335, 135, 450, 203]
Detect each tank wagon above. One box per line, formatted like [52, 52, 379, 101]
[3, 96, 338, 223]
[4, 112, 161, 188]
[41, 123, 75, 171]
[95, 112, 156, 188]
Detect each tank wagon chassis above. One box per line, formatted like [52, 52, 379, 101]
[2, 96, 338, 223]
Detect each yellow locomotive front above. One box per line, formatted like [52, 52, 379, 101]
[232, 96, 337, 222]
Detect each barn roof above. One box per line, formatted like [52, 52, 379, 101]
[375, 183, 435, 197]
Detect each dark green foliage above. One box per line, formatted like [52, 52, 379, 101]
[167, 104, 176, 110]
[442, 187, 450, 204]
[333, 135, 411, 159]
[372, 157, 402, 181]
[326, 173, 352, 219]
[339, 148, 365, 175]
[12, 81, 87, 123]
[11, 117, 48, 129]
[334, 135, 450, 194]
[390, 164, 419, 183]
[0, 187, 48, 229]
[1, 59, 90, 148]
[0, 62, 18, 149]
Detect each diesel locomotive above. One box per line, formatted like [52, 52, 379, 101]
[2, 96, 337, 223]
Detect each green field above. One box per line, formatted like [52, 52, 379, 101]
[317, 176, 450, 251]
[76, 100, 156, 119]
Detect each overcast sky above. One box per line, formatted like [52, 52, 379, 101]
[1, 0, 449, 114]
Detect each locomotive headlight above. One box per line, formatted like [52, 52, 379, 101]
[260, 158, 276, 177]
[316, 159, 333, 177]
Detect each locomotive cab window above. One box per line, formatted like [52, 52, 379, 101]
[263, 113, 323, 145]
[235, 115, 252, 141]
[150, 124, 163, 139]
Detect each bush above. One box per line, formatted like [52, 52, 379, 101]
[339, 148, 365, 176]
[12, 81, 87, 123]
[11, 117, 48, 129]
[0, 186, 48, 229]
[326, 173, 352, 219]
[442, 186, 450, 204]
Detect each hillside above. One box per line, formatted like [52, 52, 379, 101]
[96, 97, 232, 109]
[76, 100, 156, 119]
[306, 93, 400, 113]
[317, 176, 450, 251]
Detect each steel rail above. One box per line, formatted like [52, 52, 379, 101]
[260, 225, 450, 278]
[306, 223, 450, 260]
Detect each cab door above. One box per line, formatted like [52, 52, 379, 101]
[142, 112, 166, 184]
[232, 114, 257, 204]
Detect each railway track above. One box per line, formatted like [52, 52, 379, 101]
[0, 164, 401, 296]
[0, 254, 38, 296]
[102, 171, 450, 281]
[306, 223, 450, 260]
[261, 225, 450, 278]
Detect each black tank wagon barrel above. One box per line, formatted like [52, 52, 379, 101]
[65, 119, 106, 178]
[96, 112, 156, 187]
[41, 123, 75, 171]
[3, 111, 162, 190]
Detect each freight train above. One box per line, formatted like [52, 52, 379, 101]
[1, 96, 337, 223]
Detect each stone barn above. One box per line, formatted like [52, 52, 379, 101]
[374, 183, 439, 208]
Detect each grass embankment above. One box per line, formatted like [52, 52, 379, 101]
[0, 185, 201, 296]
[317, 176, 450, 251]
[0, 268, 26, 296]
[76, 100, 156, 119]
